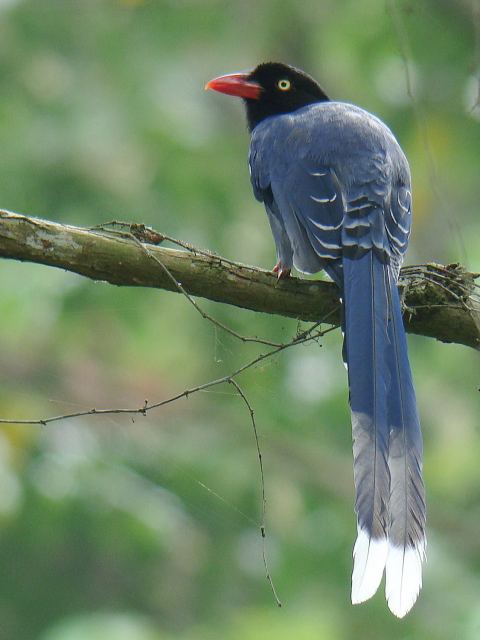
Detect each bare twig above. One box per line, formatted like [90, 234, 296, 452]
[0, 315, 335, 427]
[133, 236, 284, 347]
[229, 378, 282, 607]
[95, 222, 284, 348]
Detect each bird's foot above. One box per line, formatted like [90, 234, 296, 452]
[273, 262, 291, 280]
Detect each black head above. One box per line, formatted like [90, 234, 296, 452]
[245, 62, 329, 130]
[206, 62, 329, 131]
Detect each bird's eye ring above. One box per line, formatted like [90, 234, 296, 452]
[277, 79, 291, 91]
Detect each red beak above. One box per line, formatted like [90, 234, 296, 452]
[205, 72, 262, 100]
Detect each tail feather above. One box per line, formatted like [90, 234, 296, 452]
[343, 254, 426, 615]
[343, 252, 391, 605]
[384, 266, 426, 618]
[385, 545, 424, 618]
[352, 526, 388, 604]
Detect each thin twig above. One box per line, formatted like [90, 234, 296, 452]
[401, 264, 480, 298]
[400, 265, 480, 312]
[0, 316, 335, 426]
[229, 378, 282, 607]
[92, 220, 242, 267]
[94, 223, 286, 348]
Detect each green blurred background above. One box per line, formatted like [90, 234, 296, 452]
[0, 0, 479, 638]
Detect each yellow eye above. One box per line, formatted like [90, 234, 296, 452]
[277, 79, 291, 91]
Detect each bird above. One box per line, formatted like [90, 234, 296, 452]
[206, 62, 426, 618]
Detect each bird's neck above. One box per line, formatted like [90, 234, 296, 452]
[244, 92, 330, 132]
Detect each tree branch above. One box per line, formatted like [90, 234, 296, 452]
[1, 209, 479, 349]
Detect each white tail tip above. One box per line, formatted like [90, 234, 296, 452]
[351, 527, 388, 605]
[385, 542, 426, 618]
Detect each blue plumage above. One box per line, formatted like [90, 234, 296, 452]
[207, 62, 426, 617]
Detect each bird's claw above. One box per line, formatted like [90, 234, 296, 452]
[273, 262, 291, 280]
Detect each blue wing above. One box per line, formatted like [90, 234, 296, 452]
[250, 153, 345, 278]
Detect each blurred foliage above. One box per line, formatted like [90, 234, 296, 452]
[0, 0, 479, 639]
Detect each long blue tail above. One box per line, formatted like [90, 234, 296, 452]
[343, 251, 426, 617]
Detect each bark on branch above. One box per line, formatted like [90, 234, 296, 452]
[1, 209, 479, 349]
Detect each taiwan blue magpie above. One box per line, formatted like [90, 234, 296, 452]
[206, 62, 426, 618]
